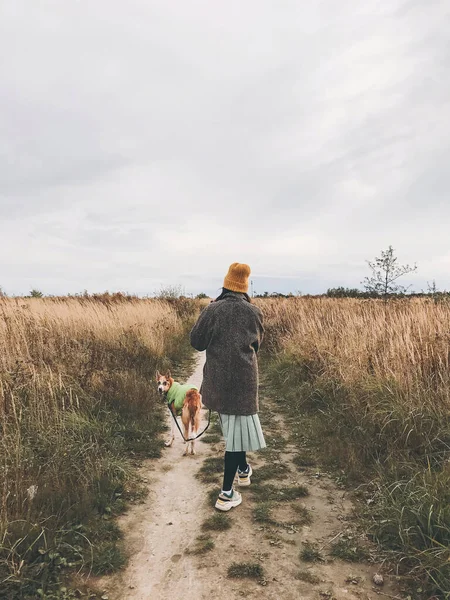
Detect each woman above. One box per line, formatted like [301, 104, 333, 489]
[190, 262, 266, 511]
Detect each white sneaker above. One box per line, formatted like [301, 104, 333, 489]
[237, 464, 253, 487]
[215, 489, 242, 511]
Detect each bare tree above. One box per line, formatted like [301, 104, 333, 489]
[362, 245, 417, 302]
[156, 284, 185, 299]
[426, 279, 449, 304]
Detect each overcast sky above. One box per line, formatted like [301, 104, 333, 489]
[1, 1, 449, 297]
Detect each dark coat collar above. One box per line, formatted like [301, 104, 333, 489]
[223, 292, 245, 298]
[220, 291, 246, 300]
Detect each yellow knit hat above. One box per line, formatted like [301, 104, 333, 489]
[223, 262, 251, 293]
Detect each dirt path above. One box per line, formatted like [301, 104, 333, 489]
[93, 352, 399, 600]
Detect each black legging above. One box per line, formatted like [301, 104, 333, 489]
[223, 451, 248, 491]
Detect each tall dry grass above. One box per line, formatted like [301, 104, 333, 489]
[259, 297, 450, 597]
[0, 295, 198, 599]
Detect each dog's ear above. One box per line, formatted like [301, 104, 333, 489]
[166, 369, 171, 379]
[155, 370, 161, 381]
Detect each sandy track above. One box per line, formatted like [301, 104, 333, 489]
[94, 351, 223, 600]
[93, 351, 398, 600]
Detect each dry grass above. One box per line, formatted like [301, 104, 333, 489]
[259, 297, 450, 597]
[259, 297, 450, 393]
[260, 297, 450, 472]
[0, 295, 198, 598]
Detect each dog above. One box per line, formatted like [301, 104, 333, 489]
[156, 370, 203, 456]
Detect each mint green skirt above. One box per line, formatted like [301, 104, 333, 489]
[218, 413, 266, 452]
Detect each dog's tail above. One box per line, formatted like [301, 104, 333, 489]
[185, 389, 200, 427]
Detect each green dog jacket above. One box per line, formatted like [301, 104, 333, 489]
[167, 382, 198, 415]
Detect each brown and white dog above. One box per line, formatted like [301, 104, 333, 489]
[156, 370, 202, 456]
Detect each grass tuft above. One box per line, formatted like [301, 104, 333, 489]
[254, 462, 290, 482]
[202, 513, 231, 531]
[91, 541, 127, 575]
[291, 503, 313, 525]
[300, 541, 324, 563]
[295, 569, 320, 584]
[196, 457, 224, 483]
[293, 452, 316, 469]
[252, 483, 309, 502]
[329, 537, 370, 562]
[207, 487, 220, 507]
[252, 502, 274, 523]
[186, 534, 215, 555]
[227, 562, 265, 579]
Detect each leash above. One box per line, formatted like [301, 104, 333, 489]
[166, 398, 211, 442]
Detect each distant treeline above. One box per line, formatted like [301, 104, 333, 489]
[254, 287, 450, 299]
[3, 287, 450, 302]
[325, 286, 450, 299]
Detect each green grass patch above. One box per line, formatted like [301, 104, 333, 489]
[293, 452, 316, 469]
[91, 541, 127, 575]
[264, 433, 288, 451]
[329, 537, 370, 562]
[252, 483, 309, 502]
[253, 462, 289, 482]
[186, 534, 215, 555]
[196, 457, 223, 484]
[252, 502, 274, 523]
[227, 562, 265, 579]
[291, 503, 313, 525]
[206, 487, 220, 507]
[202, 513, 231, 531]
[295, 569, 320, 584]
[300, 541, 324, 563]
[259, 447, 282, 463]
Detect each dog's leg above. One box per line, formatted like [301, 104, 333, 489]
[189, 418, 196, 455]
[181, 407, 190, 456]
[189, 424, 194, 455]
[190, 408, 200, 455]
[183, 423, 190, 456]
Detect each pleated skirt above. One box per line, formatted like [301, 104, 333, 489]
[218, 413, 266, 452]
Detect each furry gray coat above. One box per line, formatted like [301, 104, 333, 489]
[190, 292, 264, 416]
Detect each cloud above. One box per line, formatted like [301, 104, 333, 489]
[0, 0, 449, 295]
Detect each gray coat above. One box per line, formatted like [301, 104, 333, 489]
[190, 292, 264, 416]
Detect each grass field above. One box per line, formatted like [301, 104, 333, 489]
[0, 294, 199, 599]
[3, 293, 450, 598]
[258, 296, 450, 598]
